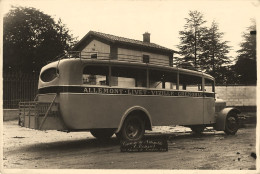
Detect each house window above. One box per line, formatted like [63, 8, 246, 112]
[143, 55, 150, 63]
[91, 53, 97, 59]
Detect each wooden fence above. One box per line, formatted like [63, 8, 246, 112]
[3, 72, 39, 109]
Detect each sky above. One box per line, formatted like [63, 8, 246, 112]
[1, 0, 258, 62]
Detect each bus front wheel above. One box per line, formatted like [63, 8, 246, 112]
[118, 115, 145, 141]
[90, 129, 115, 139]
[224, 112, 239, 135]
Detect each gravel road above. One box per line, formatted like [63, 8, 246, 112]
[3, 120, 256, 170]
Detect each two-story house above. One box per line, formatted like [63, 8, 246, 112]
[72, 31, 176, 67]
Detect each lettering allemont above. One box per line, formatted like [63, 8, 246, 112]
[83, 87, 203, 97]
[84, 87, 123, 94]
[83, 87, 148, 95]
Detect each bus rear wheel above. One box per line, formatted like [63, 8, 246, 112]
[224, 112, 239, 135]
[118, 115, 145, 141]
[190, 125, 205, 134]
[90, 129, 115, 139]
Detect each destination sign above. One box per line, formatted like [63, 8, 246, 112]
[83, 87, 211, 97]
[39, 86, 214, 98]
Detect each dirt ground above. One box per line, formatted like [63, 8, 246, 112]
[2, 119, 257, 170]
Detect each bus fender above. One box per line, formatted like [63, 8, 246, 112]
[214, 107, 241, 131]
[115, 106, 153, 133]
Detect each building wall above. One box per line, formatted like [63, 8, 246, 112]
[81, 39, 110, 59]
[80, 39, 170, 66]
[117, 48, 169, 66]
[3, 109, 19, 121]
[215, 86, 256, 106]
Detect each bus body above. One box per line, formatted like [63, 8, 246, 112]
[19, 54, 240, 141]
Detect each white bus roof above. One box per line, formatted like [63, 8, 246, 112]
[43, 58, 215, 81]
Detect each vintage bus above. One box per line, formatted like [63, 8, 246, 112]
[19, 52, 240, 141]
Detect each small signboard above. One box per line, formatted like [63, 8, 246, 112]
[120, 138, 168, 152]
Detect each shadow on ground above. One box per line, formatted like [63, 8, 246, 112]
[17, 130, 233, 153]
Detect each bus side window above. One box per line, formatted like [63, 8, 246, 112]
[111, 66, 146, 88]
[205, 78, 214, 92]
[149, 69, 177, 89]
[179, 73, 202, 91]
[183, 84, 186, 90]
[82, 65, 109, 86]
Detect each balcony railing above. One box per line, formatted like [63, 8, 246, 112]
[54, 51, 173, 67]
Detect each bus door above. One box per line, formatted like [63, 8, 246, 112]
[203, 78, 215, 124]
[178, 74, 204, 125]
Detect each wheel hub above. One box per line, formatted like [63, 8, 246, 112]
[126, 120, 141, 139]
[227, 117, 238, 131]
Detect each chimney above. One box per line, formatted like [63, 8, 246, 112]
[143, 32, 150, 43]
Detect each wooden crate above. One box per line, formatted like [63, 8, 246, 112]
[19, 101, 66, 130]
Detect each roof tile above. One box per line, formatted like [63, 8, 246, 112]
[75, 31, 175, 53]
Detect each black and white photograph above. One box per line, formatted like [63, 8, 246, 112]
[1, 0, 258, 173]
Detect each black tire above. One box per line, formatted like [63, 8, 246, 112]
[90, 129, 115, 139]
[118, 115, 145, 141]
[224, 112, 239, 135]
[190, 125, 205, 134]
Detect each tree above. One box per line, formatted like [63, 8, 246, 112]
[178, 11, 232, 84]
[202, 21, 231, 84]
[234, 19, 256, 85]
[178, 10, 208, 69]
[3, 6, 77, 73]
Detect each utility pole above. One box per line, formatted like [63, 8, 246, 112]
[194, 26, 197, 68]
[212, 28, 215, 77]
